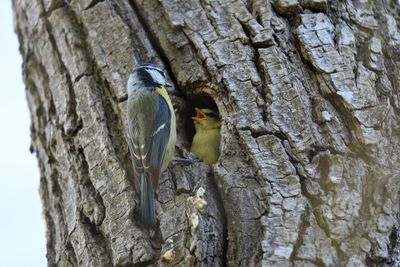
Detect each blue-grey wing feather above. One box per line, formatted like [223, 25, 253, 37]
[127, 119, 142, 192]
[128, 94, 171, 192]
[144, 95, 171, 190]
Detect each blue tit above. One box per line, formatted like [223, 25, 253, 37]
[191, 108, 221, 164]
[126, 63, 176, 228]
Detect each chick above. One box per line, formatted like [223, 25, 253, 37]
[190, 108, 221, 164]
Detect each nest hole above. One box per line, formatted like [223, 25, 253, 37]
[185, 93, 220, 147]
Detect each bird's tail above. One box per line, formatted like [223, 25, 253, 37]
[140, 173, 156, 228]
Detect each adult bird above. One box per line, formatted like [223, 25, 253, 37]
[126, 63, 176, 228]
[191, 108, 221, 164]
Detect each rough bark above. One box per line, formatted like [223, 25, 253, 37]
[13, 0, 400, 266]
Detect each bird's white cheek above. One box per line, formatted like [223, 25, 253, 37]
[147, 69, 165, 85]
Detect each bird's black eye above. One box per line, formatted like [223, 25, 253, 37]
[206, 111, 218, 118]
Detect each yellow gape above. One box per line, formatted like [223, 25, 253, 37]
[191, 108, 221, 164]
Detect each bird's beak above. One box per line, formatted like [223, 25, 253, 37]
[192, 108, 206, 123]
[165, 82, 172, 88]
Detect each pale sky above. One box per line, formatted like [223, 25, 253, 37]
[0, 1, 47, 266]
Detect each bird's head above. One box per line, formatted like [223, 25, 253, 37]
[127, 63, 171, 97]
[192, 108, 221, 130]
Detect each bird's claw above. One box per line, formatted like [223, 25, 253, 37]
[172, 154, 201, 165]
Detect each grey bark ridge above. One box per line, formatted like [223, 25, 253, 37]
[13, 0, 400, 266]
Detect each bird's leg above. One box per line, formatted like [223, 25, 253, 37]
[172, 154, 201, 165]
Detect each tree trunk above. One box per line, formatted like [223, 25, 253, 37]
[13, 0, 400, 266]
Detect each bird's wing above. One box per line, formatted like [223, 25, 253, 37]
[143, 95, 171, 190]
[127, 119, 142, 192]
[127, 92, 171, 191]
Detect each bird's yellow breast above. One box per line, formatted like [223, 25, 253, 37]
[156, 86, 173, 112]
[191, 127, 221, 164]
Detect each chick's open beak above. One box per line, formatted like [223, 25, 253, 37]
[192, 108, 207, 123]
